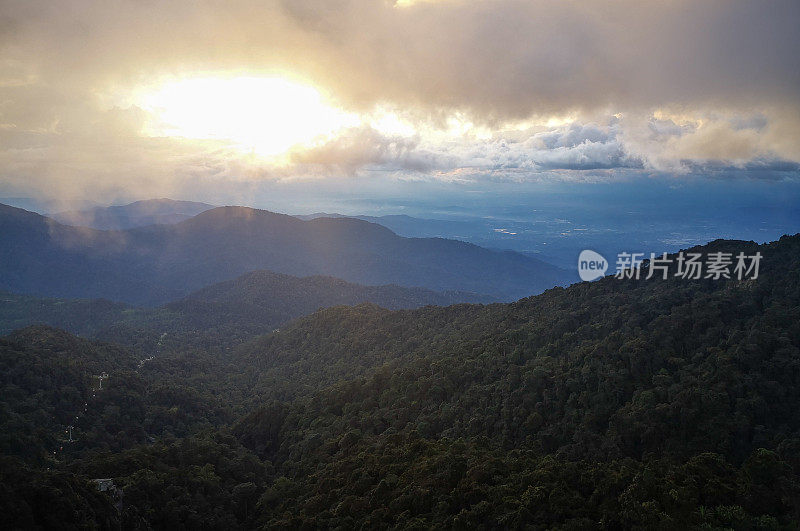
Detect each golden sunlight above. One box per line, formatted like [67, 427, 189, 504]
[138, 77, 360, 157]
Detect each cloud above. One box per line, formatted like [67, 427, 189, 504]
[0, 0, 798, 200]
[289, 126, 446, 174]
[279, 0, 800, 119]
[619, 108, 800, 175]
[4, 0, 798, 116]
[425, 121, 640, 173]
[305, 114, 797, 180]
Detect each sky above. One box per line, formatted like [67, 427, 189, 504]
[0, 0, 799, 217]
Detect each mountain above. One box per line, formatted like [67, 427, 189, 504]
[0, 270, 493, 345]
[0, 291, 133, 337]
[163, 269, 492, 329]
[2, 235, 799, 528]
[294, 212, 350, 220]
[0, 203, 160, 303]
[0, 203, 572, 305]
[0, 196, 101, 214]
[0, 326, 140, 461]
[223, 234, 800, 527]
[296, 212, 476, 239]
[52, 198, 215, 230]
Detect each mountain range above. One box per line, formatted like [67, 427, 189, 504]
[0, 269, 492, 345]
[52, 199, 216, 230]
[0, 202, 572, 305]
[2, 234, 798, 529]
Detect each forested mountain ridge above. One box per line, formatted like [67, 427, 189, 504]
[0, 203, 571, 305]
[226, 235, 800, 527]
[0, 269, 492, 348]
[0, 327, 141, 461]
[1, 234, 799, 529]
[164, 269, 493, 327]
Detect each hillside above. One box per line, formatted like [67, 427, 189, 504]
[164, 270, 492, 331]
[222, 235, 800, 527]
[2, 234, 799, 529]
[52, 199, 215, 230]
[0, 203, 571, 305]
[0, 327, 142, 461]
[0, 270, 491, 346]
[0, 291, 133, 337]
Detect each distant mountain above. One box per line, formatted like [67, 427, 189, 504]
[296, 212, 568, 262]
[0, 203, 161, 303]
[294, 212, 350, 220]
[0, 203, 573, 305]
[0, 196, 100, 214]
[295, 212, 471, 238]
[52, 198, 215, 230]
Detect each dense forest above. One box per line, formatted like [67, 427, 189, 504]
[1, 234, 799, 529]
[0, 269, 491, 351]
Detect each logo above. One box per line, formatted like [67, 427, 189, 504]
[578, 249, 608, 281]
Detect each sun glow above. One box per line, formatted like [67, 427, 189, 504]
[138, 77, 360, 157]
